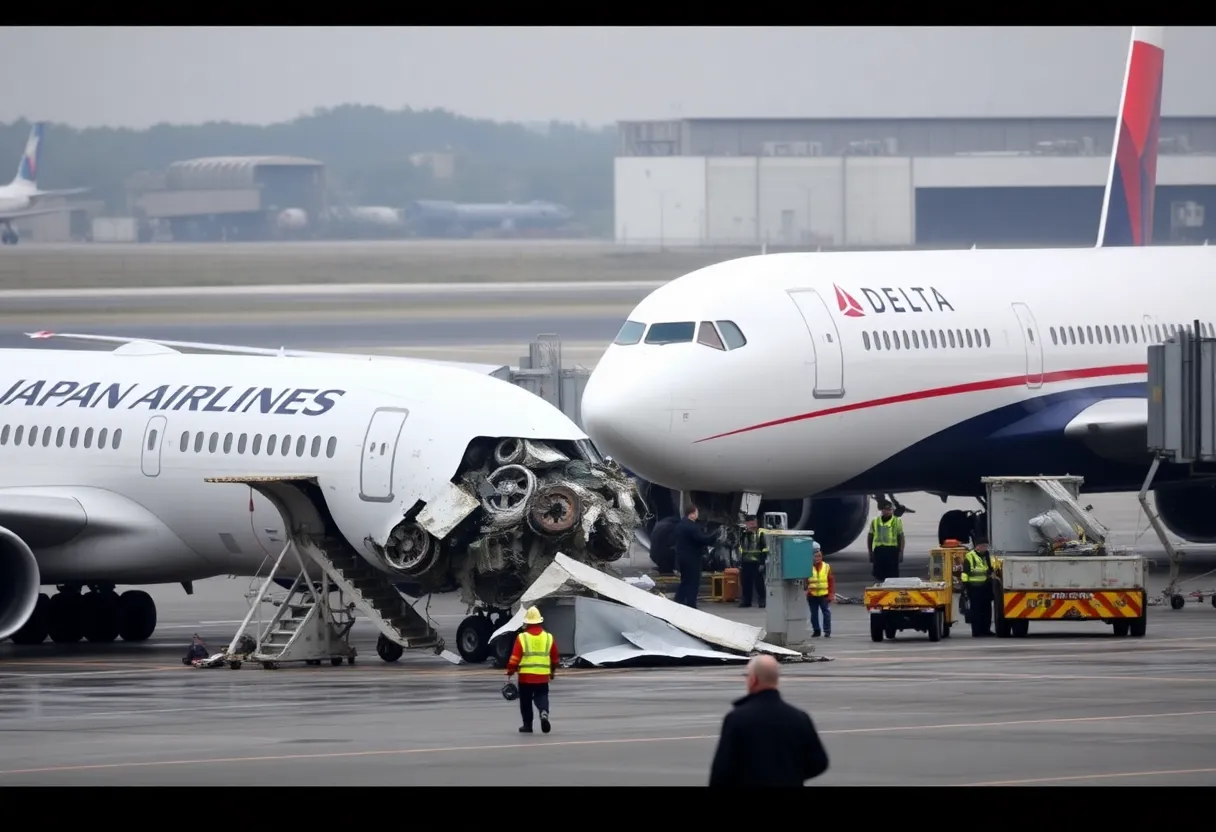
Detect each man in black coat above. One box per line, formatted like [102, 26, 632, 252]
[648, 515, 680, 574]
[709, 655, 830, 787]
[672, 503, 719, 608]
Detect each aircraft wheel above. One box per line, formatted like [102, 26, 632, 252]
[10, 594, 50, 645]
[376, 633, 403, 663]
[456, 614, 493, 663]
[1170, 594, 1185, 610]
[48, 592, 84, 643]
[117, 590, 157, 642]
[83, 591, 120, 643]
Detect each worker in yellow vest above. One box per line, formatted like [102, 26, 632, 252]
[962, 539, 994, 637]
[805, 543, 834, 637]
[867, 499, 905, 582]
[505, 606, 560, 733]
[738, 514, 768, 608]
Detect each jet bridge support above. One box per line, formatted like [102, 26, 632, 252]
[1145, 322, 1216, 609]
[208, 475, 444, 669]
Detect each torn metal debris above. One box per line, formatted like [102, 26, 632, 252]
[369, 438, 644, 611]
[490, 553, 827, 667]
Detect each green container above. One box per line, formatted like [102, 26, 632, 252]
[771, 534, 815, 580]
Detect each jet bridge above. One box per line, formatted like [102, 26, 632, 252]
[1144, 321, 1216, 609]
[504, 335, 591, 430]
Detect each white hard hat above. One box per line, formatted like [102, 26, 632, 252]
[813, 541, 822, 551]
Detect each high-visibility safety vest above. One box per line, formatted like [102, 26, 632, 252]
[807, 562, 832, 597]
[962, 549, 991, 583]
[871, 516, 903, 546]
[741, 529, 767, 561]
[516, 630, 554, 676]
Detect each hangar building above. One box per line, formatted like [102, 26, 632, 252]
[614, 117, 1216, 248]
[136, 156, 326, 242]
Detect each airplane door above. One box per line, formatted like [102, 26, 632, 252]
[1011, 302, 1044, 389]
[141, 415, 167, 477]
[360, 407, 409, 503]
[786, 289, 845, 398]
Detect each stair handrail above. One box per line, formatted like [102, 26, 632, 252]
[226, 541, 291, 656]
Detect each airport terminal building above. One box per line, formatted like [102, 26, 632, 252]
[613, 117, 1216, 248]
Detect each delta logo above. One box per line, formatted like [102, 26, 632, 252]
[833, 284, 955, 318]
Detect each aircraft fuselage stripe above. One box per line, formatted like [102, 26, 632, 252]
[693, 363, 1149, 444]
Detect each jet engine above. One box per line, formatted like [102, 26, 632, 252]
[1153, 482, 1216, 543]
[0, 525, 41, 641]
[373, 437, 642, 610]
[634, 479, 869, 561]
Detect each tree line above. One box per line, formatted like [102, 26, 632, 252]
[0, 105, 617, 233]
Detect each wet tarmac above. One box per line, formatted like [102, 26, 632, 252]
[3, 314, 1216, 784]
[3, 516, 1215, 786]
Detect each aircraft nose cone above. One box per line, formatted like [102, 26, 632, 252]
[581, 354, 671, 472]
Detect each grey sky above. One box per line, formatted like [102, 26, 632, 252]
[4, 26, 1215, 129]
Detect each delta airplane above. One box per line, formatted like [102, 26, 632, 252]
[0, 122, 89, 245]
[580, 26, 1213, 558]
[0, 343, 639, 662]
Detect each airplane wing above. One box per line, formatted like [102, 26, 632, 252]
[0, 206, 76, 221]
[1062, 398, 1148, 463]
[1063, 398, 1147, 439]
[31, 187, 90, 199]
[0, 490, 89, 549]
[23, 331, 513, 378]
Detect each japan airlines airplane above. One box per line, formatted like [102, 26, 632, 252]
[580, 26, 1200, 558]
[0, 122, 89, 245]
[0, 342, 639, 663]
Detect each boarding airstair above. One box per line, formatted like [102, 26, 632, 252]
[1028, 477, 1110, 544]
[226, 537, 442, 670]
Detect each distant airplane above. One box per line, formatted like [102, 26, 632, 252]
[0, 123, 90, 245]
[405, 199, 573, 237]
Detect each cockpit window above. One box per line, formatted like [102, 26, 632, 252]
[716, 321, 747, 350]
[614, 320, 646, 345]
[697, 321, 725, 350]
[644, 322, 695, 345]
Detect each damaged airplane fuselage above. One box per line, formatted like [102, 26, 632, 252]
[0, 347, 642, 648]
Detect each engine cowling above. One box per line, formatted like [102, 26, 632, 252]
[0, 525, 41, 641]
[1153, 482, 1216, 543]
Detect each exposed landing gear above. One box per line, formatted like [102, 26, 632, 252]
[456, 606, 514, 665]
[8, 585, 157, 645]
[874, 493, 915, 517]
[1, 224, 18, 245]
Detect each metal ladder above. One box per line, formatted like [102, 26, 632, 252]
[225, 539, 442, 670]
[1030, 477, 1110, 543]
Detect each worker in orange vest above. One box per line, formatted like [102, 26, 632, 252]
[805, 543, 834, 638]
[505, 606, 560, 734]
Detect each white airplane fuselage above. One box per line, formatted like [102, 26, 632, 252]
[0, 346, 587, 586]
[581, 245, 1213, 501]
[0, 182, 39, 215]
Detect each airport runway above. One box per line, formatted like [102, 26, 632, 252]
[0, 239, 736, 290]
[0, 279, 662, 312]
[8, 239, 640, 256]
[2, 500, 1215, 786]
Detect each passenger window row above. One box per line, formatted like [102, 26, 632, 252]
[1050, 321, 1215, 347]
[863, 327, 991, 352]
[178, 430, 338, 460]
[614, 319, 748, 351]
[0, 424, 121, 450]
